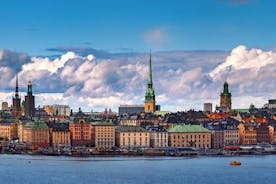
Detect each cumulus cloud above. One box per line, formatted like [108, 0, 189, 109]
[0, 45, 274, 112]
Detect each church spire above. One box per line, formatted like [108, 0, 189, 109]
[148, 50, 153, 88]
[144, 50, 155, 113]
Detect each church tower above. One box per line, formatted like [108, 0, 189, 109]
[220, 81, 232, 112]
[144, 52, 156, 113]
[12, 74, 21, 116]
[24, 80, 35, 118]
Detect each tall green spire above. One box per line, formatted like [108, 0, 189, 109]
[148, 50, 153, 88]
[145, 51, 155, 103]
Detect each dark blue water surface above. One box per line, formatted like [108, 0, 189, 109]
[0, 154, 275, 184]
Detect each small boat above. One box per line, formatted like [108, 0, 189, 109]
[230, 161, 241, 166]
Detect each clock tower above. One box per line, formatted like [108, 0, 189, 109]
[144, 52, 155, 113]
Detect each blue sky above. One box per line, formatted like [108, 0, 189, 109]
[0, 0, 275, 111]
[0, 0, 275, 55]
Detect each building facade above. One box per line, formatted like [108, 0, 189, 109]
[224, 127, 239, 146]
[115, 126, 150, 148]
[211, 130, 224, 149]
[149, 128, 168, 148]
[168, 125, 211, 149]
[238, 123, 257, 145]
[48, 123, 71, 147]
[91, 122, 115, 149]
[20, 120, 49, 149]
[256, 124, 274, 144]
[69, 119, 92, 147]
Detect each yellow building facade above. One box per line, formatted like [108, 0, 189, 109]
[115, 126, 150, 148]
[168, 125, 211, 149]
[92, 122, 115, 149]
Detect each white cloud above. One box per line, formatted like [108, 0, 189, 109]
[0, 46, 274, 112]
[22, 51, 77, 74]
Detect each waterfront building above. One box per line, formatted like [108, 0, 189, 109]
[20, 120, 49, 149]
[69, 120, 92, 147]
[48, 123, 71, 147]
[238, 123, 257, 145]
[69, 108, 92, 146]
[149, 127, 168, 148]
[220, 81, 232, 112]
[12, 75, 21, 117]
[168, 125, 211, 149]
[223, 125, 239, 146]
[24, 80, 35, 118]
[144, 52, 156, 113]
[115, 126, 150, 148]
[91, 121, 115, 149]
[210, 126, 224, 149]
[203, 103, 212, 113]
[256, 124, 274, 144]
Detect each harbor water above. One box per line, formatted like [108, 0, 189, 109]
[0, 154, 276, 184]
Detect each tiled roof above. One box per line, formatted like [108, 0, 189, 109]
[168, 125, 210, 133]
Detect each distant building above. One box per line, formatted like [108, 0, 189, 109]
[118, 105, 144, 116]
[119, 104, 160, 116]
[115, 126, 150, 148]
[12, 75, 21, 117]
[203, 103, 212, 113]
[144, 52, 156, 113]
[168, 125, 211, 149]
[44, 105, 71, 117]
[220, 81, 232, 112]
[91, 121, 115, 149]
[263, 99, 276, 109]
[1, 102, 8, 110]
[47, 123, 71, 147]
[24, 80, 35, 118]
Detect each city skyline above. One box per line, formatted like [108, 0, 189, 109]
[0, 0, 275, 111]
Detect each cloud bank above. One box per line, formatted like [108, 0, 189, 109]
[0, 45, 275, 112]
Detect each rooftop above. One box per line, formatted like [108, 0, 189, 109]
[91, 121, 114, 126]
[168, 125, 210, 133]
[24, 120, 49, 130]
[116, 126, 147, 132]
